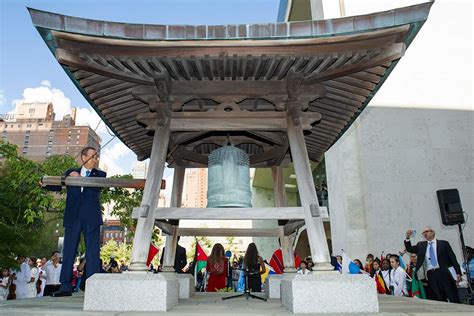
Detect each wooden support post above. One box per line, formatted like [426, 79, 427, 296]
[129, 117, 171, 272]
[286, 112, 333, 271]
[272, 166, 296, 273]
[162, 167, 185, 273]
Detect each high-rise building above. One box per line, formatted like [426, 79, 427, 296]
[182, 168, 208, 208]
[131, 160, 148, 179]
[1, 101, 101, 162]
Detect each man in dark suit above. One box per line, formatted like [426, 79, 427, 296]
[42, 146, 106, 296]
[405, 226, 461, 303]
[160, 237, 187, 273]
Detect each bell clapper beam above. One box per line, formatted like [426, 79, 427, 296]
[41, 176, 166, 190]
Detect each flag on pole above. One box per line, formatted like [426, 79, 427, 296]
[374, 271, 387, 294]
[342, 252, 361, 274]
[411, 269, 426, 299]
[194, 241, 208, 276]
[146, 243, 159, 266]
[269, 248, 301, 274]
[260, 263, 275, 284]
[399, 253, 406, 270]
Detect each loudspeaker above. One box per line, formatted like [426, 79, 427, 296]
[436, 189, 465, 226]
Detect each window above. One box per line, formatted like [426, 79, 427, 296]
[27, 124, 32, 128]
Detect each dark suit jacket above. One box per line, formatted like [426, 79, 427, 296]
[161, 244, 187, 273]
[46, 167, 106, 227]
[404, 239, 461, 275]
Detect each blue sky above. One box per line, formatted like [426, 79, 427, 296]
[0, 0, 471, 176]
[0, 0, 280, 175]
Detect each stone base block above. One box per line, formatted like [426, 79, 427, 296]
[176, 273, 195, 299]
[281, 272, 379, 313]
[264, 274, 283, 299]
[84, 272, 178, 312]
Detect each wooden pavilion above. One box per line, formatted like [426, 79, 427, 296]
[29, 2, 432, 276]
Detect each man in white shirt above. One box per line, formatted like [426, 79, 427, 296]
[42, 252, 62, 297]
[12, 256, 31, 299]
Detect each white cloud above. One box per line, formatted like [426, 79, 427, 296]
[12, 82, 72, 119]
[99, 141, 132, 176]
[40, 80, 51, 88]
[74, 107, 109, 137]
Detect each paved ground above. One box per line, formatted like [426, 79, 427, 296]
[0, 292, 473, 315]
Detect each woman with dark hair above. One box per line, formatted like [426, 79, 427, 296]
[206, 243, 227, 292]
[353, 259, 364, 272]
[389, 256, 407, 296]
[244, 243, 266, 292]
[381, 258, 392, 295]
[26, 257, 39, 298]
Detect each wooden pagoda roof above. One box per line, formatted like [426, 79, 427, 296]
[29, 3, 432, 167]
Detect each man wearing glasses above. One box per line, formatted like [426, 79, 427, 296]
[42, 146, 106, 297]
[404, 227, 461, 303]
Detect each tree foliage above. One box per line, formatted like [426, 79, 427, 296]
[101, 177, 162, 245]
[0, 141, 77, 268]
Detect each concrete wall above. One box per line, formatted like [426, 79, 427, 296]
[326, 106, 473, 262]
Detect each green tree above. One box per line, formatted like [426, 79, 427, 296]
[100, 176, 163, 246]
[0, 141, 77, 267]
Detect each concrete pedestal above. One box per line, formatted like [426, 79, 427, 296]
[176, 273, 195, 299]
[83, 273, 178, 312]
[264, 274, 283, 299]
[281, 272, 379, 313]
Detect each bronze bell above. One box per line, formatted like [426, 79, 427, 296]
[207, 145, 252, 208]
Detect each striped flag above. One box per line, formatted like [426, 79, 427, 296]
[342, 252, 361, 274]
[269, 249, 301, 274]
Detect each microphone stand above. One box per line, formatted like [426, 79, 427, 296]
[222, 268, 267, 301]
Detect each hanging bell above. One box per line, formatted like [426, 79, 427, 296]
[207, 145, 252, 208]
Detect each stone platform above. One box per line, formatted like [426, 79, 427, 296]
[1, 292, 473, 315]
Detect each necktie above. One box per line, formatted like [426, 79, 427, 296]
[429, 241, 437, 267]
[85, 170, 90, 177]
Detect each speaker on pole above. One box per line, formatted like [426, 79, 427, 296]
[436, 188, 465, 226]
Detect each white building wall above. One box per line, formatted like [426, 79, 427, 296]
[326, 106, 473, 262]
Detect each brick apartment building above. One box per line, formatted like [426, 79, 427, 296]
[1, 101, 101, 162]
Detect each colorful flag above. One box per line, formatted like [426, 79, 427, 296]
[146, 243, 159, 266]
[411, 269, 426, 299]
[269, 249, 301, 274]
[194, 241, 208, 275]
[399, 254, 406, 270]
[375, 271, 387, 294]
[342, 252, 360, 274]
[261, 263, 275, 284]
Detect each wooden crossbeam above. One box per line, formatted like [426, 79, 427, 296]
[137, 111, 322, 132]
[42, 176, 166, 189]
[177, 228, 280, 237]
[131, 207, 305, 220]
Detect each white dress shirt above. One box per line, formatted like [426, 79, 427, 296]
[13, 261, 31, 299]
[80, 167, 92, 192]
[44, 261, 62, 285]
[425, 239, 439, 271]
[389, 266, 407, 296]
[297, 269, 312, 275]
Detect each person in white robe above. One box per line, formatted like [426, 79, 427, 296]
[13, 256, 31, 299]
[389, 256, 408, 296]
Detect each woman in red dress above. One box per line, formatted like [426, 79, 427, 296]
[206, 243, 227, 292]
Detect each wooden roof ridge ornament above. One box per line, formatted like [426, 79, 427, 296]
[28, 3, 433, 277]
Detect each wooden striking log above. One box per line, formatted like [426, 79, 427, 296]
[41, 176, 166, 190]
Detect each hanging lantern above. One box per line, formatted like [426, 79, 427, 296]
[207, 145, 252, 208]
